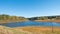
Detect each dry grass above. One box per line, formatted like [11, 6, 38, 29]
[0, 26, 32, 34]
[14, 26, 60, 34]
[0, 26, 60, 34]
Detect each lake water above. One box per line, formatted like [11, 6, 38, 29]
[0, 21, 60, 27]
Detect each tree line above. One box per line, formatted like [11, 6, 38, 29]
[0, 14, 60, 21]
[28, 16, 60, 20]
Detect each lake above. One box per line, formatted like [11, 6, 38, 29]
[0, 21, 60, 27]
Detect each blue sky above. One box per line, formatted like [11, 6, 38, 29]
[0, 0, 60, 18]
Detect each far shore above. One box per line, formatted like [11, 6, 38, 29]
[34, 20, 60, 23]
[0, 20, 60, 24]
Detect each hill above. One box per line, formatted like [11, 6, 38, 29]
[0, 14, 29, 24]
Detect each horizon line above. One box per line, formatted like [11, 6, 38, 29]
[0, 14, 60, 18]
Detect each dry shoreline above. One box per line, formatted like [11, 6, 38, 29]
[35, 20, 60, 23]
[0, 20, 29, 24]
[0, 20, 60, 24]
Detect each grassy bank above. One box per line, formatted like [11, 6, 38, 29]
[0, 20, 29, 24]
[0, 25, 32, 34]
[13, 26, 60, 34]
[0, 26, 60, 34]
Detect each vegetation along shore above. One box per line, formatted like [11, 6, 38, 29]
[29, 16, 60, 22]
[0, 14, 29, 24]
[0, 14, 60, 24]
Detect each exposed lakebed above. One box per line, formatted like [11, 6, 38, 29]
[0, 21, 60, 27]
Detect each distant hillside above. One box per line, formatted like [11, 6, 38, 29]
[0, 14, 29, 24]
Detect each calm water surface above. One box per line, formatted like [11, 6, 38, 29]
[0, 21, 60, 27]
